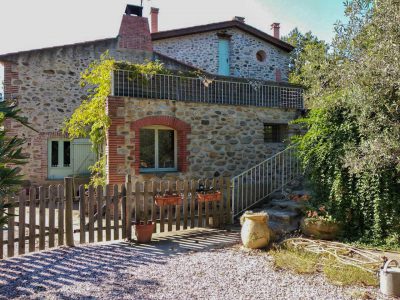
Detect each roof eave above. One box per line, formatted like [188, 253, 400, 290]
[151, 20, 294, 52]
[0, 37, 117, 61]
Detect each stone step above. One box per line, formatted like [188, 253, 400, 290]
[268, 191, 286, 200]
[258, 208, 298, 225]
[239, 175, 308, 241]
[268, 219, 300, 241]
[267, 199, 305, 213]
[289, 190, 309, 196]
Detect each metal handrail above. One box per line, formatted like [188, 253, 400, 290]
[231, 146, 301, 219]
[112, 70, 304, 109]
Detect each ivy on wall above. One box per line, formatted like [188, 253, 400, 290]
[63, 52, 172, 186]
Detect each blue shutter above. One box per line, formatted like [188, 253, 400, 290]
[218, 39, 230, 76]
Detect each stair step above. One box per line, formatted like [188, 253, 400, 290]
[289, 190, 309, 196]
[268, 220, 299, 234]
[268, 191, 286, 200]
[268, 199, 305, 212]
[268, 219, 300, 241]
[258, 208, 298, 224]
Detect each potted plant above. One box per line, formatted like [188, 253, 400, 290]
[300, 205, 341, 240]
[154, 191, 182, 206]
[196, 184, 222, 202]
[134, 214, 155, 243]
[288, 193, 311, 202]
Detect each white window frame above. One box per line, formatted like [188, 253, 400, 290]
[48, 139, 71, 169]
[140, 125, 178, 173]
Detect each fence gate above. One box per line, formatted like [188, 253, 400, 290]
[0, 176, 232, 259]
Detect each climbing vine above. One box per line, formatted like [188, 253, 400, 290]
[64, 52, 172, 186]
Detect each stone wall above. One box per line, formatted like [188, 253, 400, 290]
[0, 39, 159, 184]
[106, 96, 300, 184]
[0, 15, 294, 185]
[153, 28, 290, 82]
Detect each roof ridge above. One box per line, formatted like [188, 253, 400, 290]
[151, 20, 294, 52]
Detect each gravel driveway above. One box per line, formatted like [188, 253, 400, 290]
[0, 229, 393, 300]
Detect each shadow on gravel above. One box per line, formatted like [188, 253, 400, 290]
[0, 229, 240, 299]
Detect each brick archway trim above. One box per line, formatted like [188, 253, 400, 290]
[130, 116, 191, 174]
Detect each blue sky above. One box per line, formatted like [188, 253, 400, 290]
[0, 0, 346, 91]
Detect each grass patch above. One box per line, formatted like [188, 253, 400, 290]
[342, 232, 400, 252]
[270, 247, 378, 287]
[270, 248, 319, 274]
[323, 259, 378, 287]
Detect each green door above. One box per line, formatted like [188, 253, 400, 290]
[72, 139, 97, 176]
[218, 39, 230, 76]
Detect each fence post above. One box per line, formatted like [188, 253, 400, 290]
[281, 152, 285, 193]
[230, 177, 235, 224]
[65, 177, 75, 247]
[125, 175, 132, 240]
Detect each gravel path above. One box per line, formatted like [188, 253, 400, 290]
[0, 230, 394, 300]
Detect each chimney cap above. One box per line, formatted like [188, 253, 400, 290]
[125, 4, 143, 17]
[150, 7, 159, 13]
[233, 16, 245, 23]
[271, 22, 280, 28]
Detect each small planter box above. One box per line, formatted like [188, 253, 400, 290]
[154, 194, 182, 206]
[197, 191, 222, 202]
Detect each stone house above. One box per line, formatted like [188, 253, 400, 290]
[0, 5, 303, 185]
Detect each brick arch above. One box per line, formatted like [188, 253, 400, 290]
[130, 116, 191, 174]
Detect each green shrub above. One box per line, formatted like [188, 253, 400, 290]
[290, 0, 400, 245]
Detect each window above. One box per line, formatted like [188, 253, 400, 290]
[256, 50, 267, 62]
[49, 140, 70, 167]
[140, 126, 177, 172]
[48, 139, 96, 180]
[264, 124, 288, 143]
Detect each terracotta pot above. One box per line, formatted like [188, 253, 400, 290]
[135, 221, 155, 243]
[300, 217, 340, 240]
[240, 212, 270, 249]
[197, 191, 222, 202]
[154, 195, 182, 206]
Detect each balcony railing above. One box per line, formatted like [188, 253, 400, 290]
[112, 70, 304, 109]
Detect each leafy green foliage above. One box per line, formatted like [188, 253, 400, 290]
[282, 28, 329, 88]
[0, 101, 33, 227]
[87, 155, 106, 187]
[64, 53, 114, 153]
[290, 0, 400, 245]
[64, 52, 172, 186]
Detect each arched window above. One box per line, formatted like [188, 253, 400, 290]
[139, 125, 177, 172]
[256, 50, 267, 62]
[130, 116, 191, 175]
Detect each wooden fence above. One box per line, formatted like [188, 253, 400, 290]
[0, 176, 232, 259]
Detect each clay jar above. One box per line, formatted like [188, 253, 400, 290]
[240, 211, 270, 249]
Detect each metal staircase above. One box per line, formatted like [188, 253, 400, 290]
[231, 146, 301, 219]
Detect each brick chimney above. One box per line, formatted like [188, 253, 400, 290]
[118, 4, 152, 51]
[150, 7, 159, 33]
[233, 16, 245, 23]
[275, 68, 282, 82]
[271, 23, 280, 39]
